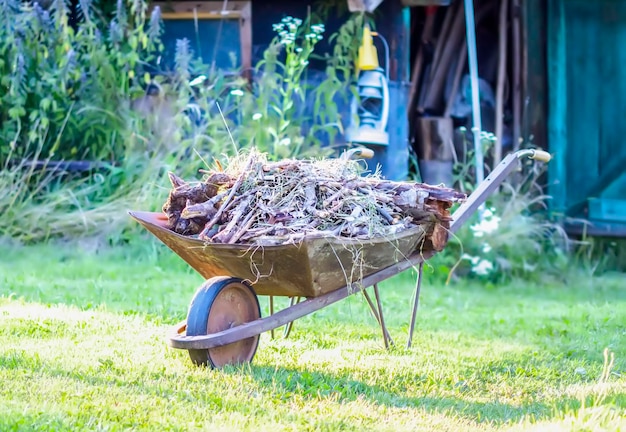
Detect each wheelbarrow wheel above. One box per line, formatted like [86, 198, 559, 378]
[186, 276, 261, 368]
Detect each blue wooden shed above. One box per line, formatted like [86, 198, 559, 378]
[546, 0, 626, 236]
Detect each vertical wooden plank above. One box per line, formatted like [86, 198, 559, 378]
[378, 0, 410, 181]
[546, 0, 568, 218]
[383, 0, 411, 82]
[563, 1, 600, 209]
[239, 2, 252, 76]
[545, 0, 626, 227]
[578, 1, 626, 210]
[597, 1, 626, 185]
[511, 0, 522, 151]
[401, 6, 412, 84]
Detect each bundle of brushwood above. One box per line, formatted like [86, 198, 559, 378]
[162, 150, 465, 249]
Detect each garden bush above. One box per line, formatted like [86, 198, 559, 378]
[0, 0, 164, 164]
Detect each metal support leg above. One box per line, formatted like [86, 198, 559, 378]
[407, 262, 424, 349]
[269, 296, 275, 339]
[373, 284, 391, 350]
[363, 288, 395, 347]
[283, 296, 300, 338]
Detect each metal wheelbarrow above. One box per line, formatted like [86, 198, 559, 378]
[129, 149, 551, 368]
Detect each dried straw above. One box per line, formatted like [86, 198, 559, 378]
[162, 149, 465, 245]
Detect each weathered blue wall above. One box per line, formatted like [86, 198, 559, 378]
[548, 0, 626, 235]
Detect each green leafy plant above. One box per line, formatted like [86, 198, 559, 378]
[155, 12, 364, 162]
[451, 127, 497, 194]
[570, 233, 626, 275]
[0, 0, 162, 164]
[204, 15, 350, 160]
[0, 4, 366, 242]
[446, 183, 570, 281]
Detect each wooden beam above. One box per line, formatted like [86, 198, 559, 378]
[494, 0, 509, 164]
[152, 1, 251, 16]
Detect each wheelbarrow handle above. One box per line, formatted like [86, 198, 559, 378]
[528, 149, 551, 163]
[449, 149, 551, 234]
[342, 147, 375, 160]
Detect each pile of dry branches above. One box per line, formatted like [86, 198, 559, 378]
[162, 150, 465, 246]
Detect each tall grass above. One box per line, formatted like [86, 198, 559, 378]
[0, 137, 175, 243]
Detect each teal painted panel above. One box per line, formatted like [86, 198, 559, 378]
[564, 0, 600, 208]
[547, 0, 568, 218]
[588, 198, 626, 223]
[547, 0, 626, 227]
[598, 3, 626, 172]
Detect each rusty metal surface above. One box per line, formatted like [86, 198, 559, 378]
[129, 211, 432, 297]
[167, 247, 438, 350]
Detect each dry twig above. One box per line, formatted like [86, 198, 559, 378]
[161, 149, 465, 246]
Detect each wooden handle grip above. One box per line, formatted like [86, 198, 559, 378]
[530, 150, 551, 163]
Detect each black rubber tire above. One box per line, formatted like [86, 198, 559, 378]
[186, 276, 261, 368]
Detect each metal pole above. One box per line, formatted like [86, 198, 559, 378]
[269, 296, 275, 339]
[372, 284, 390, 350]
[283, 297, 300, 338]
[407, 262, 424, 349]
[363, 289, 394, 347]
[464, 0, 485, 185]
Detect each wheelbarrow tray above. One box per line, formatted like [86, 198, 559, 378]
[129, 211, 439, 298]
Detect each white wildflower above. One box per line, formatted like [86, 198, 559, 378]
[471, 210, 501, 238]
[189, 75, 207, 86]
[461, 253, 480, 265]
[472, 259, 493, 276]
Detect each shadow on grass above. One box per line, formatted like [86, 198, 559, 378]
[0, 349, 558, 427]
[242, 364, 554, 426]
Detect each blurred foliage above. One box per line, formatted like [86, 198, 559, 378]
[1, 1, 619, 280]
[428, 137, 574, 282]
[0, 0, 365, 165]
[0, 1, 363, 242]
[0, 0, 162, 164]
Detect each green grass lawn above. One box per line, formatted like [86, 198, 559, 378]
[0, 239, 624, 431]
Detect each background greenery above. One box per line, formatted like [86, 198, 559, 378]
[0, 0, 360, 241]
[1, 0, 623, 273]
